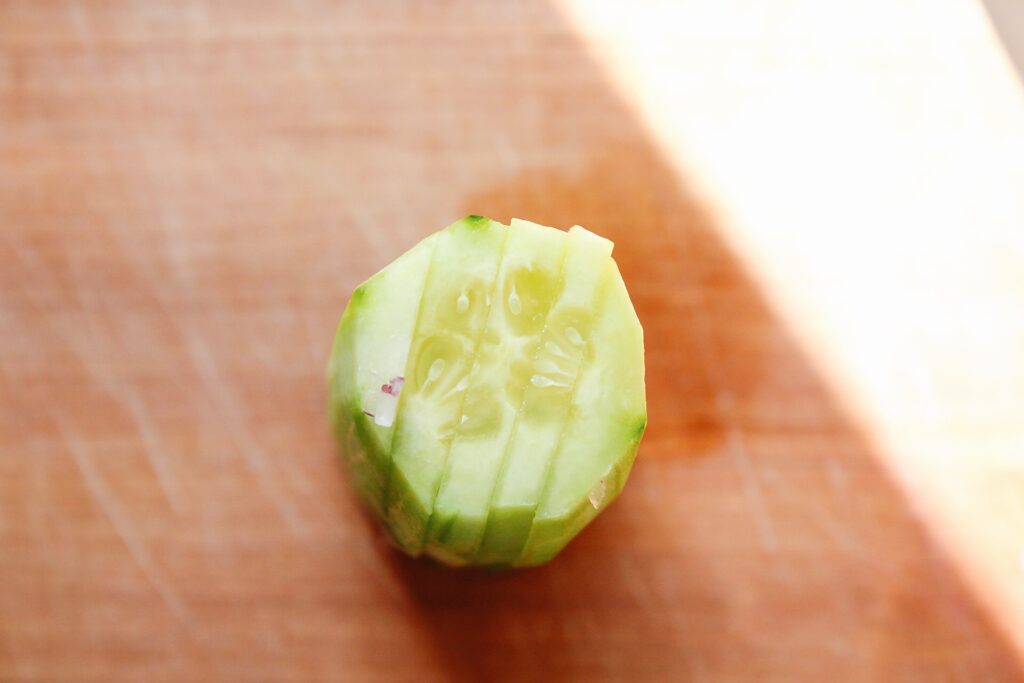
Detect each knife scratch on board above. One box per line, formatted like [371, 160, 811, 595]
[68, 248, 188, 515]
[87, 208, 310, 537]
[54, 414, 196, 633]
[5, 232, 188, 515]
[183, 332, 308, 536]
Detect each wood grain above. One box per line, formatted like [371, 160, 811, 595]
[0, 1, 1021, 681]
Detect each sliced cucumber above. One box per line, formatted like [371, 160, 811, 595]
[475, 225, 614, 565]
[517, 261, 646, 566]
[326, 232, 437, 516]
[385, 216, 508, 552]
[326, 216, 645, 567]
[423, 219, 568, 564]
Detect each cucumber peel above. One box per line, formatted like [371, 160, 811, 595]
[327, 216, 646, 567]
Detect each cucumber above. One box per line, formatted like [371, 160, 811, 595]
[423, 219, 568, 564]
[327, 216, 645, 567]
[475, 224, 614, 565]
[326, 232, 437, 517]
[385, 216, 508, 552]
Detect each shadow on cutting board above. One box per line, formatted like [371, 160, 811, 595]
[379, 135, 1024, 681]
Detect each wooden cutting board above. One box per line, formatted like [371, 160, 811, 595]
[2, 1, 1022, 681]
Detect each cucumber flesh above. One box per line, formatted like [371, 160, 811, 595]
[327, 216, 645, 567]
[423, 219, 569, 563]
[384, 216, 508, 552]
[326, 233, 436, 516]
[517, 260, 646, 566]
[475, 225, 613, 564]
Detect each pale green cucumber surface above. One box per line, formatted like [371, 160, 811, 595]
[386, 216, 508, 552]
[518, 260, 646, 566]
[424, 219, 568, 564]
[476, 224, 614, 565]
[326, 233, 436, 516]
[326, 215, 645, 567]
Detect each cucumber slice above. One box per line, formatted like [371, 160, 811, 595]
[326, 216, 645, 567]
[423, 219, 569, 564]
[517, 261, 646, 566]
[385, 216, 509, 552]
[326, 232, 437, 516]
[475, 225, 614, 565]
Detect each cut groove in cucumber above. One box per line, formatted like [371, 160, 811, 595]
[423, 219, 570, 564]
[418, 222, 520, 554]
[327, 215, 645, 567]
[384, 216, 510, 552]
[326, 232, 437, 517]
[519, 260, 646, 566]
[477, 225, 614, 565]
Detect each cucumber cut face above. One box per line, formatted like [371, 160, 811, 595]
[326, 232, 437, 517]
[517, 261, 646, 566]
[475, 224, 614, 565]
[327, 216, 645, 567]
[385, 216, 508, 552]
[424, 219, 568, 564]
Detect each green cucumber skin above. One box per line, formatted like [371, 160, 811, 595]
[517, 263, 646, 565]
[473, 418, 644, 567]
[515, 423, 645, 567]
[326, 233, 437, 543]
[328, 286, 387, 518]
[327, 216, 646, 567]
